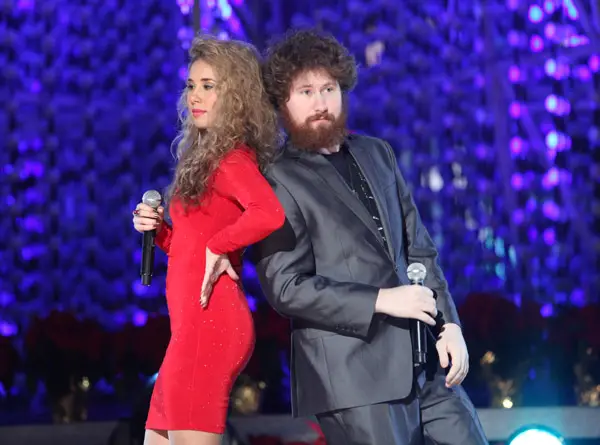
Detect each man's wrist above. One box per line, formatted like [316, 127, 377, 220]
[375, 288, 391, 314]
[442, 322, 461, 332]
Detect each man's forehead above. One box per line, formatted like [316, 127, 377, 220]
[292, 69, 337, 87]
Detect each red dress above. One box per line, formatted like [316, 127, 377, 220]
[146, 145, 284, 433]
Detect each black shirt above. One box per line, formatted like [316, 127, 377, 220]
[323, 143, 389, 251]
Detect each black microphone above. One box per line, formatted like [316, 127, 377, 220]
[407, 262, 428, 366]
[141, 190, 162, 286]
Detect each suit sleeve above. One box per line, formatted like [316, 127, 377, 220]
[383, 142, 461, 327]
[155, 221, 173, 254]
[253, 175, 379, 338]
[206, 149, 285, 254]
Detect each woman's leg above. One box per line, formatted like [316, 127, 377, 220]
[168, 430, 222, 445]
[143, 429, 170, 445]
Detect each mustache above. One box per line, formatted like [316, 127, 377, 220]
[307, 112, 335, 123]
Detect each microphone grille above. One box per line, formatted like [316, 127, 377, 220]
[407, 262, 427, 282]
[142, 190, 162, 209]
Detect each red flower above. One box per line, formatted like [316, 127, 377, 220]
[24, 311, 105, 362]
[131, 315, 170, 375]
[0, 336, 19, 390]
[579, 304, 600, 349]
[459, 292, 508, 348]
[254, 305, 290, 351]
[547, 305, 585, 353]
[23, 310, 108, 387]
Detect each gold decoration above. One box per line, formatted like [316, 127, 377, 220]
[51, 376, 90, 424]
[501, 397, 514, 409]
[480, 350, 525, 408]
[574, 348, 600, 407]
[230, 375, 265, 415]
[480, 351, 496, 365]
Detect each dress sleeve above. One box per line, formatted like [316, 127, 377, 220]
[206, 148, 285, 254]
[155, 221, 173, 254]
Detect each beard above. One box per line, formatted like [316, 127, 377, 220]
[281, 102, 348, 152]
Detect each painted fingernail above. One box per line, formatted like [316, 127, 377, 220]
[133, 210, 140, 215]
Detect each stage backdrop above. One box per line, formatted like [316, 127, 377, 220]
[0, 0, 598, 412]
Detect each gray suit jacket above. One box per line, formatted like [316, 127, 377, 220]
[252, 133, 460, 417]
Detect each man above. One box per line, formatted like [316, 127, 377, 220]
[253, 29, 487, 445]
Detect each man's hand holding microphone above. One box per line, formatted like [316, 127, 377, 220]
[374, 264, 469, 388]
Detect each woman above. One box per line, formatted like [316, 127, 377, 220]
[132, 35, 284, 445]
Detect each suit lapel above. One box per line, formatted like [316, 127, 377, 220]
[284, 141, 387, 253]
[348, 140, 396, 260]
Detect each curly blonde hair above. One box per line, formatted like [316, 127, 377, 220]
[168, 35, 280, 205]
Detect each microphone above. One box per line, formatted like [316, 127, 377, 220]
[407, 262, 428, 366]
[141, 190, 162, 286]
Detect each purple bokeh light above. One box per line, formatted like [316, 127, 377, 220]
[508, 65, 520, 82]
[563, 35, 590, 48]
[544, 59, 557, 76]
[246, 295, 258, 312]
[542, 167, 560, 188]
[570, 289, 585, 307]
[17, 0, 34, 10]
[219, 0, 232, 19]
[177, 0, 194, 14]
[475, 144, 488, 159]
[511, 173, 524, 190]
[31, 80, 41, 94]
[528, 5, 543, 23]
[509, 102, 522, 118]
[23, 216, 44, 233]
[563, 0, 579, 20]
[544, 95, 571, 116]
[574, 66, 591, 81]
[545, 130, 558, 149]
[132, 280, 152, 297]
[506, 0, 519, 11]
[228, 16, 241, 33]
[540, 303, 554, 317]
[509, 136, 523, 155]
[530, 35, 544, 52]
[508, 30, 520, 47]
[544, 23, 556, 39]
[0, 321, 18, 336]
[528, 227, 538, 241]
[133, 310, 148, 327]
[545, 131, 571, 151]
[543, 228, 556, 245]
[589, 55, 600, 72]
[512, 209, 525, 224]
[544, 94, 558, 113]
[544, 0, 555, 13]
[0, 292, 15, 307]
[542, 200, 561, 220]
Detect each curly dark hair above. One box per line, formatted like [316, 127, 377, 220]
[262, 28, 358, 109]
[168, 35, 281, 205]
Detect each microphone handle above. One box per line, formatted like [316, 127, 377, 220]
[411, 279, 428, 366]
[141, 229, 157, 286]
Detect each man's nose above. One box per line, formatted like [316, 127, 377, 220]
[314, 93, 328, 113]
